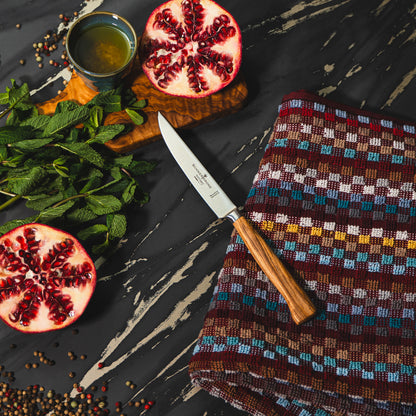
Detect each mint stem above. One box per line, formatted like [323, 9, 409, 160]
[0, 194, 21, 211]
[0, 91, 30, 121]
[52, 193, 88, 208]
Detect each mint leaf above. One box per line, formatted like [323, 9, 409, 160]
[54, 165, 70, 177]
[107, 213, 127, 239]
[114, 154, 133, 168]
[20, 114, 51, 131]
[89, 91, 122, 112]
[128, 99, 147, 110]
[43, 106, 89, 136]
[129, 160, 157, 175]
[125, 108, 144, 125]
[8, 166, 46, 195]
[77, 223, 108, 240]
[0, 126, 33, 144]
[0, 146, 7, 162]
[110, 166, 122, 181]
[89, 124, 125, 144]
[57, 142, 104, 168]
[7, 80, 32, 111]
[38, 200, 75, 221]
[12, 137, 55, 151]
[88, 105, 104, 129]
[0, 92, 9, 105]
[3, 154, 24, 168]
[86, 194, 122, 215]
[67, 207, 98, 223]
[26, 192, 64, 211]
[122, 181, 136, 204]
[55, 100, 80, 113]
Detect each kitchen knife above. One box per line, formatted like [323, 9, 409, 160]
[158, 112, 316, 325]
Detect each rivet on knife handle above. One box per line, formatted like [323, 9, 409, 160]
[228, 209, 316, 325]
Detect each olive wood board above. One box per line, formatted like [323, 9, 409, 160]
[37, 59, 248, 153]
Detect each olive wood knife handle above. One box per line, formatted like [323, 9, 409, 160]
[231, 215, 316, 325]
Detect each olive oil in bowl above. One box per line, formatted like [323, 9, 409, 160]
[72, 24, 131, 74]
[66, 12, 137, 91]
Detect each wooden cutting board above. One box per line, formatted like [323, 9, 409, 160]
[37, 57, 248, 153]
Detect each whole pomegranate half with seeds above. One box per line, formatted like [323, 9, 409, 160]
[0, 224, 96, 333]
[140, 0, 242, 98]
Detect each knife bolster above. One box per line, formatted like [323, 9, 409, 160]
[226, 208, 241, 223]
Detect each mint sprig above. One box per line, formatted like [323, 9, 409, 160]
[0, 79, 155, 255]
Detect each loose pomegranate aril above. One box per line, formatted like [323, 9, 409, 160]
[0, 224, 96, 333]
[140, 0, 242, 98]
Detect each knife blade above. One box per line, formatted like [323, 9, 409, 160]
[158, 112, 316, 325]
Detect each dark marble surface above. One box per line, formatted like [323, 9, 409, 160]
[1, 0, 416, 415]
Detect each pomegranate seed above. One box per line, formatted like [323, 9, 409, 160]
[98, 362, 104, 369]
[101, 385, 107, 392]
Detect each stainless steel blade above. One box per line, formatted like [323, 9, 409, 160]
[158, 112, 237, 219]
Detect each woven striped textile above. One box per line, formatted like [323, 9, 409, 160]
[188, 90, 416, 416]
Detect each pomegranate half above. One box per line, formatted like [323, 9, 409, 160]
[140, 0, 242, 98]
[0, 224, 96, 333]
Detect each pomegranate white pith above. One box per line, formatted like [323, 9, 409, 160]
[140, 0, 242, 98]
[0, 224, 96, 333]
